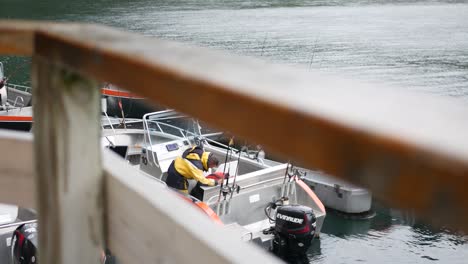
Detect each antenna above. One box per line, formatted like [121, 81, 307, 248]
[308, 34, 320, 71]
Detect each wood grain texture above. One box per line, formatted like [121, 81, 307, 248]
[32, 57, 104, 264]
[0, 22, 35, 55]
[0, 20, 80, 55]
[1, 21, 468, 230]
[31, 24, 468, 230]
[0, 130, 35, 209]
[103, 149, 282, 264]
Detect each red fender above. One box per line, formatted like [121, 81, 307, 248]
[176, 193, 223, 225]
[294, 176, 326, 214]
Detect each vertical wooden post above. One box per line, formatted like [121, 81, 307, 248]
[32, 57, 104, 263]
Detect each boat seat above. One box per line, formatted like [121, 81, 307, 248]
[224, 222, 254, 242]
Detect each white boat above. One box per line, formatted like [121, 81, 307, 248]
[106, 110, 328, 257]
[0, 62, 32, 110]
[0, 106, 33, 132]
[103, 109, 372, 215]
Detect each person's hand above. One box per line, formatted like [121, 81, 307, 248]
[212, 178, 224, 186]
[207, 172, 225, 181]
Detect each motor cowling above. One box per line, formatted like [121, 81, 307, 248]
[11, 222, 38, 264]
[272, 204, 316, 257]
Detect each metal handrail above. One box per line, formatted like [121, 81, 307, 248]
[142, 113, 160, 167]
[142, 110, 207, 166]
[103, 111, 116, 135]
[6, 83, 32, 94]
[205, 176, 286, 204]
[13, 96, 24, 108]
[146, 120, 190, 139]
[144, 111, 240, 151]
[0, 219, 37, 230]
[142, 111, 200, 165]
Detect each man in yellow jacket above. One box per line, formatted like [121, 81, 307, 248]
[166, 146, 220, 193]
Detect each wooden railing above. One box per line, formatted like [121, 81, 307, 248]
[1, 20, 468, 263]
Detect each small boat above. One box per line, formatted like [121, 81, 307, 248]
[103, 109, 371, 216]
[0, 61, 161, 124]
[0, 106, 33, 132]
[1, 82, 158, 121]
[146, 110, 371, 213]
[101, 84, 163, 118]
[5, 83, 32, 109]
[0, 62, 32, 110]
[0, 63, 33, 132]
[0, 202, 120, 264]
[109, 110, 328, 257]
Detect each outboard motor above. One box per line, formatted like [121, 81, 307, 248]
[11, 222, 38, 264]
[272, 204, 316, 258]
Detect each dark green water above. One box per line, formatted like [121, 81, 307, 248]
[1, 0, 468, 263]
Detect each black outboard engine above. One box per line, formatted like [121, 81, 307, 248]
[272, 205, 316, 258]
[11, 222, 38, 264]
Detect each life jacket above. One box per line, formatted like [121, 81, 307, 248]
[182, 146, 211, 171]
[166, 146, 212, 191]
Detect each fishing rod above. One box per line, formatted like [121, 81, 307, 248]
[282, 162, 291, 185]
[308, 34, 320, 71]
[118, 98, 127, 129]
[224, 138, 236, 189]
[281, 161, 293, 198]
[216, 136, 234, 207]
[260, 34, 268, 57]
[228, 145, 245, 201]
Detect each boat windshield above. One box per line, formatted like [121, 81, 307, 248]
[143, 110, 202, 145]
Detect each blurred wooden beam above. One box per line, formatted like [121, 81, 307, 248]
[32, 57, 103, 263]
[0, 130, 35, 209]
[0, 21, 38, 55]
[0, 20, 80, 55]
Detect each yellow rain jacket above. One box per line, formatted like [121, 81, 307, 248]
[166, 146, 216, 193]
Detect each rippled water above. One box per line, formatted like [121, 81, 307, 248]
[1, 0, 468, 263]
[98, 1, 468, 98]
[315, 203, 468, 263]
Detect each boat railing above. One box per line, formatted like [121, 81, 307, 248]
[0, 20, 467, 264]
[1, 102, 25, 113]
[146, 120, 189, 138]
[0, 219, 37, 230]
[102, 111, 115, 133]
[12, 96, 24, 108]
[143, 111, 231, 149]
[142, 111, 198, 166]
[6, 83, 32, 94]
